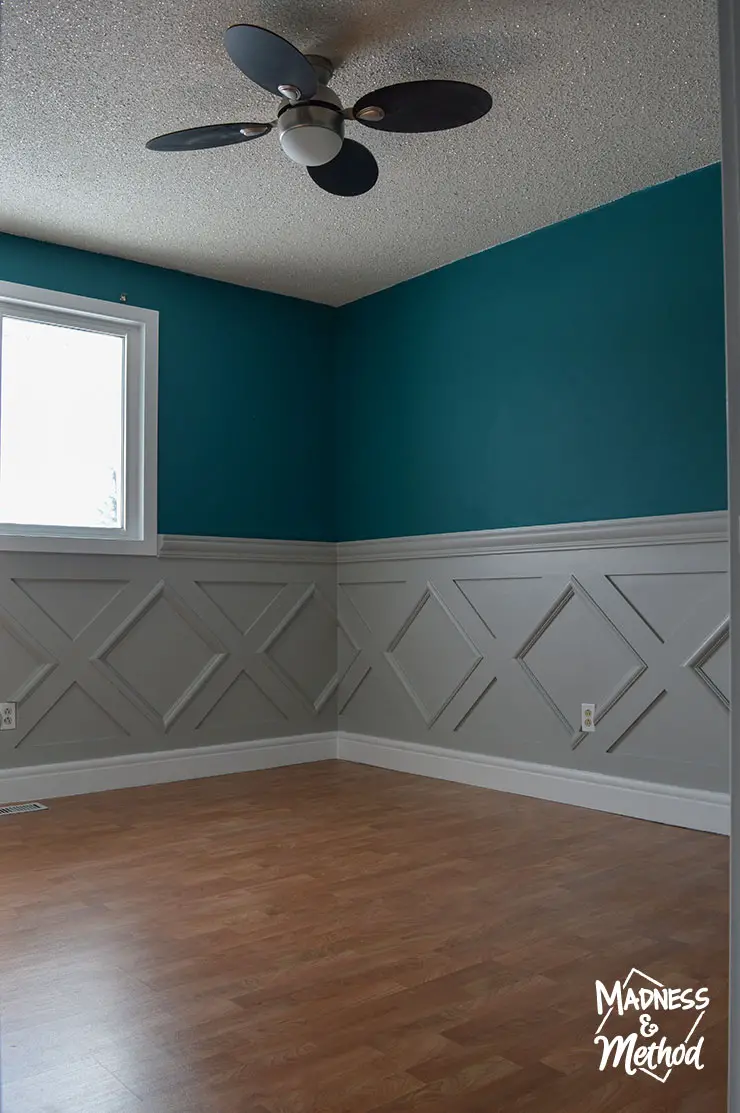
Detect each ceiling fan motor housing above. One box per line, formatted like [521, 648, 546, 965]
[277, 85, 345, 166]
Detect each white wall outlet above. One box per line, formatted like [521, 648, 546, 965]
[0, 702, 17, 730]
[581, 702, 596, 732]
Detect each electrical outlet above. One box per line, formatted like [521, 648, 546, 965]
[0, 702, 17, 730]
[581, 702, 595, 732]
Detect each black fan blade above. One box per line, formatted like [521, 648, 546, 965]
[307, 139, 378, 196]
[225, 24, 317, 99]
[146, 123, 271, 151]
[353, 80, 491, 132]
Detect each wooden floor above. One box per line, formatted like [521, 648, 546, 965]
[0, 762, 729, 1113]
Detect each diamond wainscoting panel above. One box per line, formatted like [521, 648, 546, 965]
[385, 585, 482, 726]
[0, 523, 730, 793]
[0, 548, 336, 768]
[261, 586, 341, 713]
[338, 530, 730, 793]
[93, 582, 228, 732]
[516, 578, 646, 744]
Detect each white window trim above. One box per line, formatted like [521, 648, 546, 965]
[0, 279, 158, 556]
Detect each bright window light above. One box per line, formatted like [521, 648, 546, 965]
[0, 280, 158, 555]
[0, 317, 125, 529]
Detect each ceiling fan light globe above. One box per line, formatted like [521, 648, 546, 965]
[277, 101, 345, 166]
[279, 125, 343, 166]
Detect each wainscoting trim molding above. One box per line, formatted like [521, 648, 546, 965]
[337, 511, 728, 563]
[337, 732, 730, 835]
[158, 535, 336, 563]
[0, 733, 338, 806]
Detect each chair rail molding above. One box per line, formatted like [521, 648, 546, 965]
[159, 535, 335, 563]
[337, 511, 728, 563]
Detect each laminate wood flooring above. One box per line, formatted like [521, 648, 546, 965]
[0, 761, 729, 1112]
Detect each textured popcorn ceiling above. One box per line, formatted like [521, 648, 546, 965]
[0, 0, 720, 305]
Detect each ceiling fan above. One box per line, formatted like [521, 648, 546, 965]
[145, 23, 492, 196]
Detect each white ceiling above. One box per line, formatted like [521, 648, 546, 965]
[0, 0, 720, 306]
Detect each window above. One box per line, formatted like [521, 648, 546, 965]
[0, 281, 158, 554]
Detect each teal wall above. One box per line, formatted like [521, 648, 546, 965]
[1, 164, 727, 544]
[0, 233, 335, 541]
[336, 163, 728, 541]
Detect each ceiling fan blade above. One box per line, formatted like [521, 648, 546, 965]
[146, 123, 271, 151]
[353, 80, 491, 132]
[307, 139, 378, 196]
[225, 24, 317, 99]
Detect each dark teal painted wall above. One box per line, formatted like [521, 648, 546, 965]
[0, 233, 335, 540]
[2, 163, 727, 544]
[336, 164, 728, 541]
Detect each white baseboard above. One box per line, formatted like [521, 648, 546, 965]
[0, 733, 338, 805]
[1, 730, 729, 835]
[337, 732, 730, 835]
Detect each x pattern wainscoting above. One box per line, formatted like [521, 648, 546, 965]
[0, 540, 337, 769]
[338, 513, 730, 798]
[0, 513, 731, 831]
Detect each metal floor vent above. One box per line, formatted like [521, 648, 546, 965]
[0, 802, 48, 816]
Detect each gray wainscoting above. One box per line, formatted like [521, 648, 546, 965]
[0, 538, 336, 769]
[1, 514, 730, 796]
[337, 513, 730, 793]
